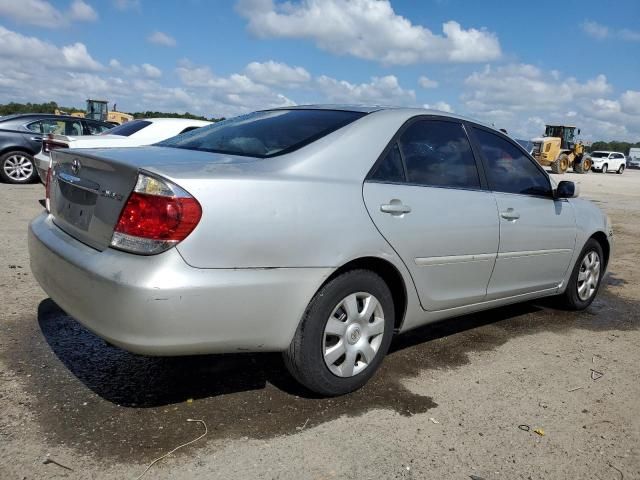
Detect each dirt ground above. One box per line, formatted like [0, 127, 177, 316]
[1, 169, 639, 479]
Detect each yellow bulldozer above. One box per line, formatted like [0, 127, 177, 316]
[531, 124, 592, 174]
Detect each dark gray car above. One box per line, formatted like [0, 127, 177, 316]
[0, 113, 113, 184]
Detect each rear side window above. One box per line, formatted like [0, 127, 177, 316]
[398, 120, 480, 189]
[370, 143, 405, 183]
[104, 120, 151, 137]
[85, 121, 112, 134]
[157, 109, 366, 158]
[473, 127, 551, 197]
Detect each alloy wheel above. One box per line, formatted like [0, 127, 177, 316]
[3, 154, 33, 182]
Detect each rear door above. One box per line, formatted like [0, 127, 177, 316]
[468, 125, 577, 298]
[363, 117, 500, 311]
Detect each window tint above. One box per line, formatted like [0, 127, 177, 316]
[397, 120, 480, 189]
[473, 128, 551, 196]
[157, 109, 366, 158]
[104, 120, 151, 137]
[370, 143, 405, 183]
[30, 119, 83, 135]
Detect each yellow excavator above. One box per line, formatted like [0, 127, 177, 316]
[531, 124, 592, 174]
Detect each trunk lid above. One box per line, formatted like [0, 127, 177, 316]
[49, 149, 140, 250]
[49, 146, 265, 251]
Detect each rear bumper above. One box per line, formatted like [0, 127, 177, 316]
[28, 213, 331, 355]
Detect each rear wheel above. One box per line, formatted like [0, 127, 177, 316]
[601, 163, 608, 174]
[0, 151, 37, 184]
[551, 154, 569, 174]
[617, 164, 625, 174]
[283, 269, 394, 396]
[557, 238, 604, 310]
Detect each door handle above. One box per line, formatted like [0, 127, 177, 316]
[31, 136, 43, 142]
[380, 201, 411, 216]
[500, 208, 520, 221]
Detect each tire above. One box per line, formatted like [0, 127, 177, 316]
[283, 269, 395, 396]
[601, 163, 608, 174]
[551, 154, 569, 174]
[0, 150, 37, 184]
[617, 164, 625, 174]
[557, 238, 604, 310]
[572, 157, 591, 174]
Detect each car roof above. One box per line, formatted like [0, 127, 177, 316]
[264, 104, 493, 128]
[0, 113, 97, 123]
[592, 150, 622, 154]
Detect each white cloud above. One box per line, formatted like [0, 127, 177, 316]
[0, 25, 102, 70]
[423, 101, 453, 113]
[418, 75, 438, 89]
[147, 31, 176, 47]
[113, 0, 140, 10]
[236, 0, 501, 65]
[0, 0, 97, 28]
[462, 63, 640, 141]
[69, 0, 97, 22]
[581, 20, 608, 39]
[620, 90, 640, 115]
[245, 61, 310, 86]
[582, 19, 640, 42]
[141, 63, 162, 78]
[315, 74, 415, 105]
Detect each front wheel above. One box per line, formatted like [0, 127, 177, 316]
[601, 163, 608, 174]
[283, 269, 395, 396]
[557, 239, 604, 310]
[0, 151, 37, 184]
[617, 164, 625, 174]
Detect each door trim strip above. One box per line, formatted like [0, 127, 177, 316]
[415, 253, 497, 266]
[497, 248, 572, 260]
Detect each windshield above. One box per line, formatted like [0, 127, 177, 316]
[156, 109, 366, 158]
[102, 120, 151, 137]
[590, 152, 609, 158]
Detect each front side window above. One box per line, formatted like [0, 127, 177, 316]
[397, 120, 480, 189]
[157, 109, 366, 158]
[473, 127, 551, 197]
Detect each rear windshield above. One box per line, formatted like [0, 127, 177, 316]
[156, 109, 366, 158]
[103, 120, 151, 137]
[590, 152, 608, 158]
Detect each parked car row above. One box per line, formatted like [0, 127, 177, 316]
[0, 113, 211, 184]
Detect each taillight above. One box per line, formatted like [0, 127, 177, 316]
[43, 137, 68, 154]
[44, 164, 52, 212]
[110, 172, 202, 255]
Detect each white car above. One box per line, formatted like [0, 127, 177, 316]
[35, 118, 211, 183]
[589, 151, 626, 174]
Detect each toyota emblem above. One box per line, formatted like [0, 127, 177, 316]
[71, 159, 81, 175]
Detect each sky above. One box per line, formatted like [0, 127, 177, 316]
[0, 0, 639, 141]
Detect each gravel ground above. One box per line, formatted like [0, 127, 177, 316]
[1, 169, 639, 479]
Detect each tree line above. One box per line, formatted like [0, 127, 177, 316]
[587, 141, 640, 156]
[0, 102, 224, 123]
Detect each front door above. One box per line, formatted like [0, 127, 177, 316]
[469, 126, 577, 299]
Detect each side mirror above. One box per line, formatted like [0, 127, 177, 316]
[555, 180, 578, 199]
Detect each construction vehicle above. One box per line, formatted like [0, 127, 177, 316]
[531, 124, 592, 174]
[57, 99, 133, 125]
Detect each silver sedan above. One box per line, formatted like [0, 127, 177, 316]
[29, 106, 613, 396]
